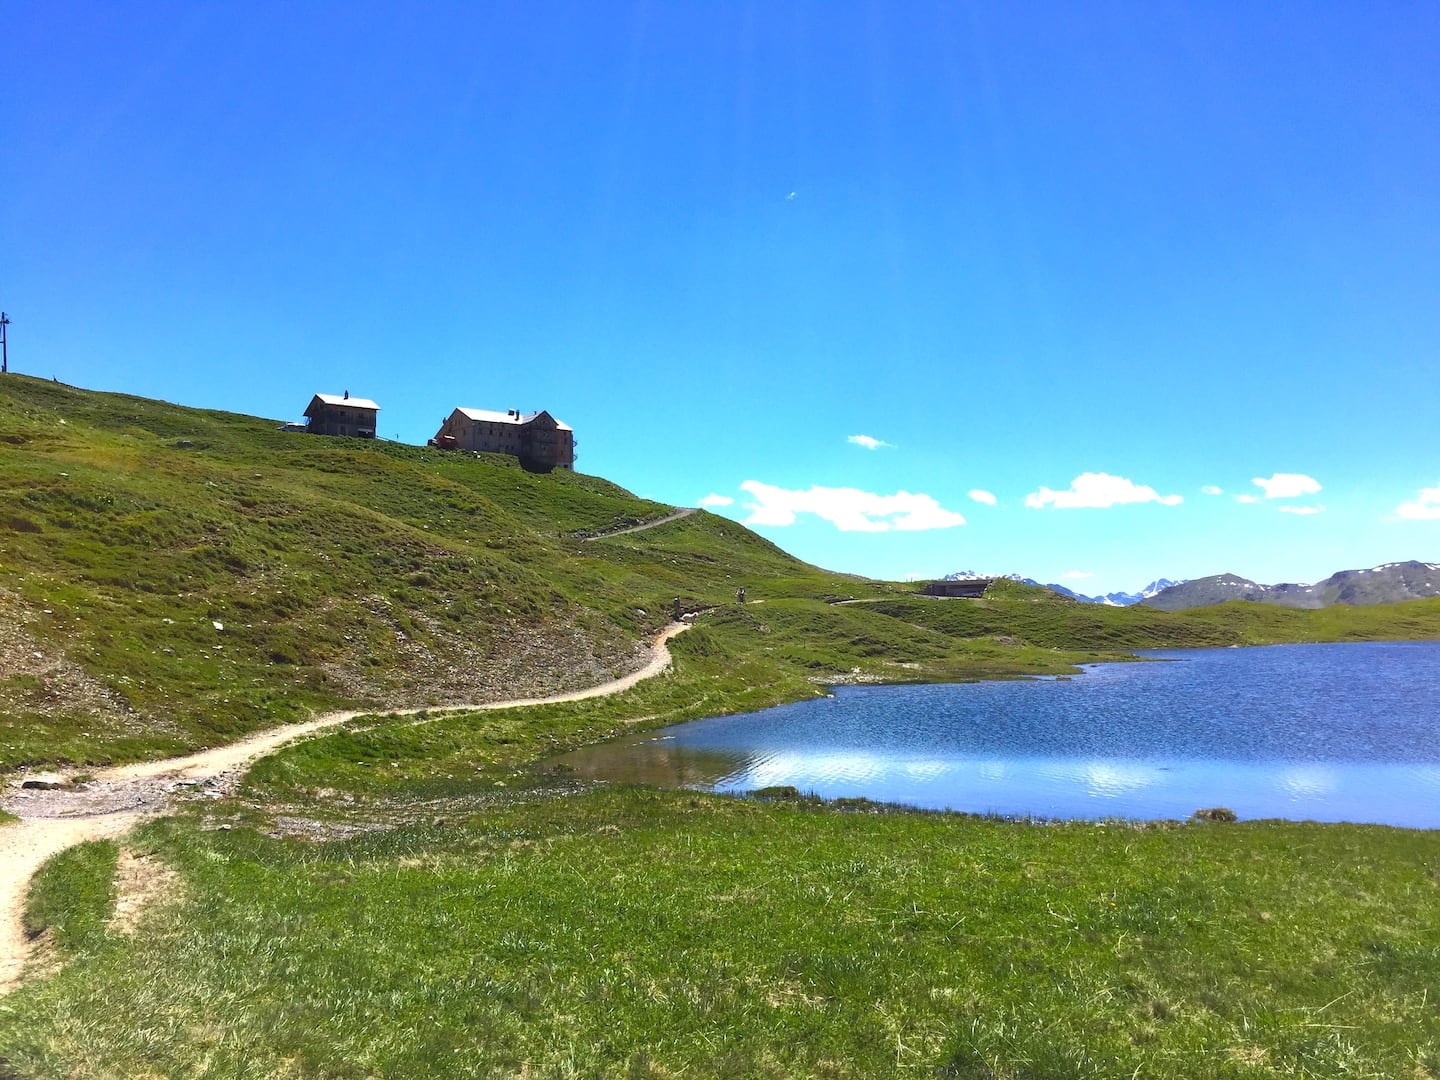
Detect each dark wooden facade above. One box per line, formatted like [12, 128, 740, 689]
[920, 578, 992, 598]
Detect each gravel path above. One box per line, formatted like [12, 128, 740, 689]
[0, 622, 690, 994]
[582, 507, 696, 540]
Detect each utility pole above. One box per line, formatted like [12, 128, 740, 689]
[0, 312, 8, 374]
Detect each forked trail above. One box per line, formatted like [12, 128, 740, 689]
[0, 623, 690, 994]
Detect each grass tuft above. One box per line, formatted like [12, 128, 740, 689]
[23, 839, 119, 953]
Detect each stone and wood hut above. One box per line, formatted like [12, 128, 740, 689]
[431, 407, 575, 469]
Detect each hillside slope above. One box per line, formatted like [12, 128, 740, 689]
[0, 376, 882, 767]
[3, 374, 1439, 771]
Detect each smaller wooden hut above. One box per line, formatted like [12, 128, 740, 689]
[303, 392, 380, 438]
[920, 578, 992, 598]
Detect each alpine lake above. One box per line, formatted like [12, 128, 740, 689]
[552, 640, 1440, 828]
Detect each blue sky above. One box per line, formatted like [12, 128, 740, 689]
[4, 2, 1437, 592]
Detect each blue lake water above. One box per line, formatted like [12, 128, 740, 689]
[553, 641, 1440, 827]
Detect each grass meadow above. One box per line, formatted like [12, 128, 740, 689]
[7, 791, 1439, 1078]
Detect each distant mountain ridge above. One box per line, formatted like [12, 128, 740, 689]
[1141, 561, 1440, 611]
[1044, 579, 1185, 606]
[943, 562, 1440, 610]
[942, 571, 1185, 607]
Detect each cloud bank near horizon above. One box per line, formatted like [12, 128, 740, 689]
[1025, 472, 1183, 509]
[1396, 483, 1440, 521]
[739, 480, 966, 532]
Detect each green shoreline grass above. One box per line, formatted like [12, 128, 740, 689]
[5, 795, 1438, 1078]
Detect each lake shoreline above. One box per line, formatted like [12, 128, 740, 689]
[555, 640, 1440, 829]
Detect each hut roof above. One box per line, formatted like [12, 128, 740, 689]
[310, 393, 380, 411]
[454, 407, 571, 431]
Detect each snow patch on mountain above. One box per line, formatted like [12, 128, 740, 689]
[941, 571, 1189, 605]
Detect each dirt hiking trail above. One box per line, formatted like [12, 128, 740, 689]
[0, 623, 690, 994]
[582, 507, 696, 540]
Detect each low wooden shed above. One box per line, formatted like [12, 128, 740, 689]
[920, 578, 993, 598]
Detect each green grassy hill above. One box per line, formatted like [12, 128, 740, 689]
[0, 375, 866, 767]
[3, 373, 1439, 771]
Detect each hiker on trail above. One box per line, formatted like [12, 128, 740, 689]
[736, 587, 746, 604]
[673, 596, 682, 621]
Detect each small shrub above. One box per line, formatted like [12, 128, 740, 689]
[1192, 807, 1238, 823]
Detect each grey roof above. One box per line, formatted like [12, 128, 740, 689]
[454, 407, 571, 431]
[311, 393, 380, 411]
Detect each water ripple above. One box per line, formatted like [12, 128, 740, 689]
[554, 641, 1440, 827]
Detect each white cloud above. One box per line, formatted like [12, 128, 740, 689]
[968, 489, 997, 506]
[1024, 472, 1183, 510]
[1062, 570, 1095, 580]
[1278, 505, 1325, 516]
[739, 480, 966, 532]
[1235, 494, 1260, 504]
[1252, 473, 1322, 499]
[1201, 485, 1223, 496]
[698, 493, 734, 508]
[847, 434, 891, 451]
[1396, 483, 1440, 520]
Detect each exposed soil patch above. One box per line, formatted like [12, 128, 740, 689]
[110, 847, 183, 935]
[314, 603, 649, 711]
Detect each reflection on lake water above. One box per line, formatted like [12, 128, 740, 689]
[552, 642, 1440, 827]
